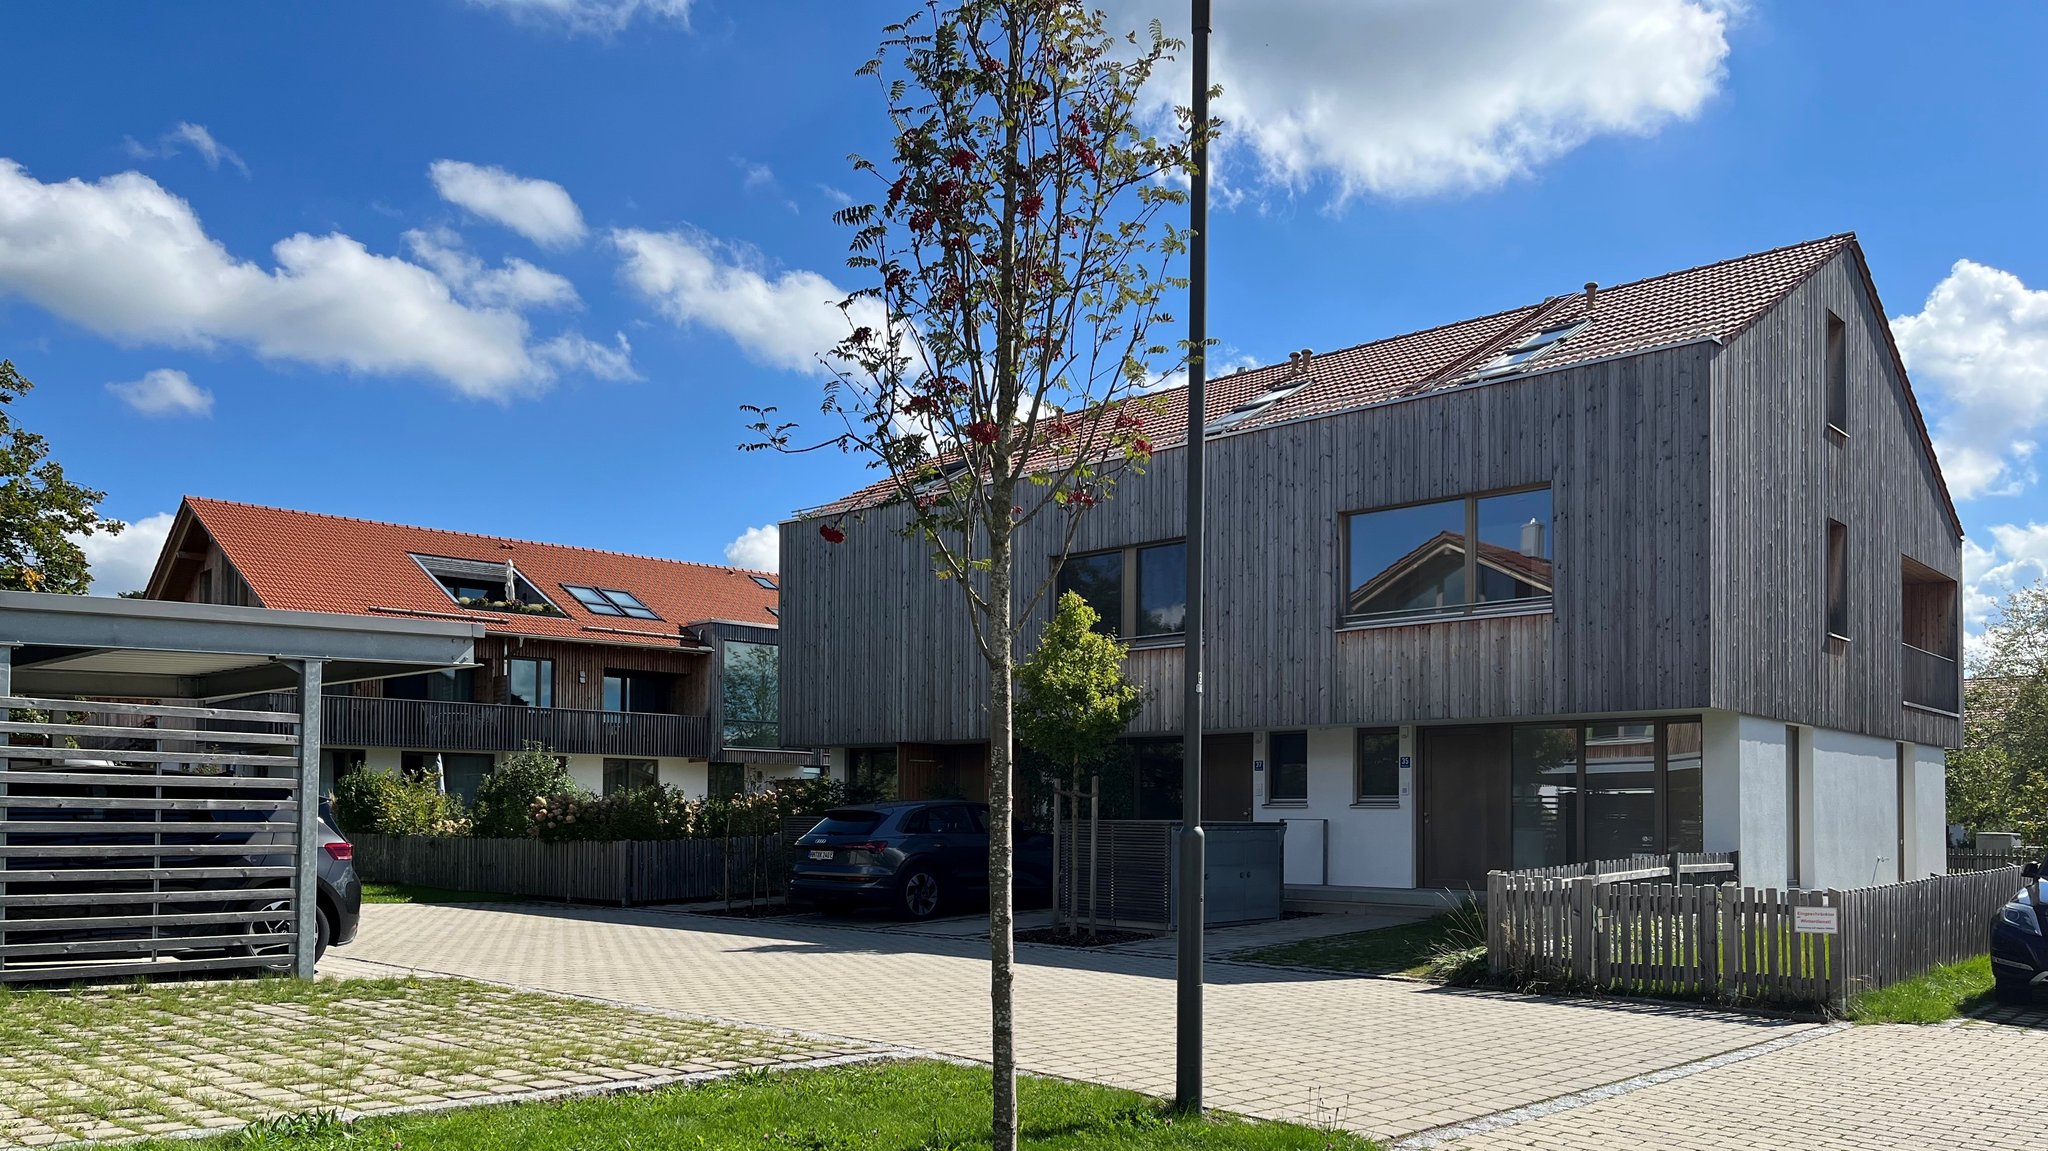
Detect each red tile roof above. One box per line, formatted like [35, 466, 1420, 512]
[166, 497, 777, 645]
[802, 233, 1957, 532]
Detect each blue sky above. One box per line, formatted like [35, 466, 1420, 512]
[4, 1, 2045, 651]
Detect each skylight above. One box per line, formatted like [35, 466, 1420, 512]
[751, 575, 778, 590]
[1468, 321, 1588, 381]
[1206, 379, 1308, 435]
[563, 584, 660, 620]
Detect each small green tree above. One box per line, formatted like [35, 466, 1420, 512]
[1016, 592, 1144, 931]
[0, 361, 124, 593]
[471, 744, 581, 839]
[1952, 580, 2048, 844]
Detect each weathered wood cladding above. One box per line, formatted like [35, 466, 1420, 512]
[782, 341, 1719, 745]
[348, 635, 709, 716]
[1708, 251, 1964, 747]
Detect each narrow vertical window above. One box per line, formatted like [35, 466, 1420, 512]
[1267, 731, 1309, 803]
[1826, 520, 1850, 640]
[1786, 726, 1802, 887]
[1825, 312, 1848, 434]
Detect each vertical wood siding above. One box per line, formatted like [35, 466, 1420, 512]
[782, 341, 1718, 745]
[1709, 252, 1964, 747]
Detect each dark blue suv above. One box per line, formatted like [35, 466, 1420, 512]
[1992, 862, 2048, 1003]
[790, 801, 1053, 919]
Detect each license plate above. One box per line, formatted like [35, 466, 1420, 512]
[809, 849, 834, 861]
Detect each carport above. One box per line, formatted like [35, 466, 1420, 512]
[0, 591, 479, 982]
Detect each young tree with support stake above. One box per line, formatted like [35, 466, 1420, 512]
[1017, 590, 1144, 936]
[745, 3, 1206, 1146]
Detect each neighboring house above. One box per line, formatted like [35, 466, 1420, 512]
[778, 233, 1963, 894]
[144, 497, 810, 802]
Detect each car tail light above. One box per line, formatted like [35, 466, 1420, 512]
[844, 842, 887, 854]
[322, 841, 354, 861]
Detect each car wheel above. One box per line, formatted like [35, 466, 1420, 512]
[1995, 977, 2033, 1005]
[899, 867, 942, 920]
[249, 899, 329, 967]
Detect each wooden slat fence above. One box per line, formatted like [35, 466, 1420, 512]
[1949, 848, 2039, 873]
[1489, 859, 2021, 1009]
[2, 695, 310, 984]
[353, 834, 784, 905]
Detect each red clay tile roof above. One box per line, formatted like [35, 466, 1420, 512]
[166, 497, 777, 645]
[803, 233, 1964, 528]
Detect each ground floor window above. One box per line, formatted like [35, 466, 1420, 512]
[603, 758, 658, 795]
[1131, 738, 1184, 820]
[1355, 728, 1400, 806]
[708, 762, 745, 800]
[1510, 718, 1703, 869]
[1266, 732, 1308, 804]
[848, 747, 898, 802]
[400, 751, 493, 806]
[320, 748, 365, 799]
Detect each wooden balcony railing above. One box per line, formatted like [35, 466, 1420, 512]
[238, 693, 713, 759]
[1902, 643, 1961, 716]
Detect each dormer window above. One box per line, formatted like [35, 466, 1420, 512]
[412, 554, 566, 616]
[564, 584, 660, 620]
[1468, 320, 1587, 381]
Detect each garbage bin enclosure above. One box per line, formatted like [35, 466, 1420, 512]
[1057, 820, 1286, 931]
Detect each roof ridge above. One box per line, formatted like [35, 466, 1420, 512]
[1592, 231, 1855, 296]
[182, 496, 775, 578]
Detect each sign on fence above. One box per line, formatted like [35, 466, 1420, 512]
[1793, 906, 1839, 935]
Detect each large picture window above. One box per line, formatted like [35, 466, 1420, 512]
[1054, 541, 1186, 639]
[1346, 488, 1552, 623]
[507, 657, 553, 708]
[722, 640, 780, 748]
[1510, 719, 1703, 868]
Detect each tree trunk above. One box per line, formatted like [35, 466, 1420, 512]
[986, 527, 1019, 1151]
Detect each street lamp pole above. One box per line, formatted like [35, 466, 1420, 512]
[1175, 0, 1211, 1117]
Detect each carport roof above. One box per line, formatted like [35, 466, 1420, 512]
[0, 590, 482, 700]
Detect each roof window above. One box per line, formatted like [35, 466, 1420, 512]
[750, 575, 778, 590]
[564, 584, 660, 620]
[1206, 379, 1309, 435]
[1467, 320, 1587, 381]
[412, 554, 566, 617]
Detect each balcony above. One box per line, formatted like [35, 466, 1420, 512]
[242, 693, 714, 759]
[1902, 643, 1960, 716]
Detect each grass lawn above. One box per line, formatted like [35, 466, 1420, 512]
[1844, 955, 1996, 1023]
[1233, 913, 1473, 978]
[140, 1061, 1376, 1151]
[360, 881, 523, 904]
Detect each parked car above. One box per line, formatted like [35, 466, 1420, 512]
[1991, 862, 2048, 1003]
[789, 801, 1054, 919]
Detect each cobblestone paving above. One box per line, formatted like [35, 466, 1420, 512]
[340, 901, 1821, 1143]
[0, 976, 869, 1147]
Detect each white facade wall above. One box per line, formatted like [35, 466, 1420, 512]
[1702, 711, 1793, 888]
[1255, 726, 1416, 889]
[353, 749, 733, 800]
[1808, 727, 1906, 889]
[1905, 744, 1948, 879]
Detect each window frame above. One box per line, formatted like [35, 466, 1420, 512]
[1825, 519, 1850, 643]
[1510, 717, 1704, 867]
[1825, 311, 1850, 438]
[563, 584, 661, 620]
[1052, 538, 1188, 642]
[1353, 727, 1400, 807]
[1265, 730, 1309, 806]
[1341, 484, 1554, 628]
[602, 757, 659, 796]
[505, 656, 554, 708]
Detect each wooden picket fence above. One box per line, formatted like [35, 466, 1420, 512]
[1488, 861, 2022, 1009]
[353, 834, 785, 905]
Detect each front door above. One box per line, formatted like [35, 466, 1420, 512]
[1201, 733, 1254, 822]
[1419, 726, 1511, 889]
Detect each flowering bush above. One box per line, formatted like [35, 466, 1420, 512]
[522, 778, 852, 843]
[472, 744, 580, 839]
[330, 769, 469, 837]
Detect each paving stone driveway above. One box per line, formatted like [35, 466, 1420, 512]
[337, 902, 2041, 1148]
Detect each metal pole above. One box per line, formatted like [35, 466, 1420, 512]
[295, 659, 323, 979]
[1088, 774, 1100, 940]
[1176, 0, 1211, 1115]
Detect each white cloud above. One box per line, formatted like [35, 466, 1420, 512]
[467, 0, 690, 35]
[1145, 350, 1262, 394]
[74, 510, 175, 597]
[1959, 523, 2048, 667]
[818, 185, 855, 209]
[613, 226, 885, 375]
[1894, 260, 2048, 501]
[106, 368, 213, 418]
[536, 331, 638, 381]
[124, 123, 249, 177]
[429, 160, 586, 248]
[403, 227, 579, 310]
[1114, 0, 1733, 202]
[0, 160, 624, 399]
[724, 525, 780, 572]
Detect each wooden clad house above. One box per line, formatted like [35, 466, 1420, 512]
[145, 497, 812, 802]
[778, 234, 1963, 894]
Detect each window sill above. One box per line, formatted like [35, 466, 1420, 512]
[1262, 800, 1309, 809]
[1126, 635, 1186, 651]
[1826, 423, 1850, 442]
[1339, 603, 1554, 634]
[1351, 799, 1401, 810]
[1827, 632, 1852, 646]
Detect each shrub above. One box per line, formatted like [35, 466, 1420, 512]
[471, 744, 581, 839]
[330, 769, 468, 837]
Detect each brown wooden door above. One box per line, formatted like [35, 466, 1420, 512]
[1201, 733, 1254, 823]
[1419, 726, 1511, 889]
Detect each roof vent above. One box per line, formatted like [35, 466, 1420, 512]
[1584, 282, 1598, 309]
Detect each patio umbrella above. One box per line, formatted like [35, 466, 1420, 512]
[434, 752, 446, 796]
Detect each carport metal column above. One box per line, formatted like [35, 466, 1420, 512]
[295, 659, 323, 979]
[0, 644, 10, 975]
